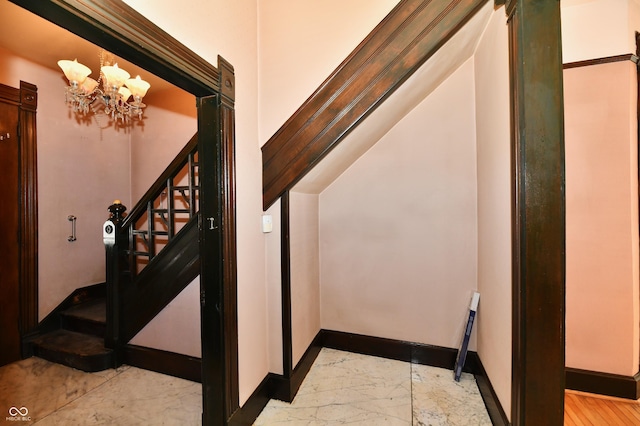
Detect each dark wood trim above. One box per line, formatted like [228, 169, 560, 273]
[0, 80, 39, 358]
[319, 329, 478, 373]
[507, 0, 565, 424]
[272, 331, 322, 402]
[261, 0, 490, 209]
[123, 344, 202, 383]
[563, 54, 635, 70]
[9, 0, 219, 97]
[475, 355, 510, 426]
[218, 56, 240, 420]
[280, 191, 293, 379]
[198, 94, 227, 425]
[9, 3, 238, 425]
[18, 81, 38, 339]
[228, 374, 273, 425]
[566, 368, 640, 400]
[198, 58, 238, 424]
[637, 33, 640, 281]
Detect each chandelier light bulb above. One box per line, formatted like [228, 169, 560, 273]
[101, 63, 130, 91]
[58, 59, 92, 85]
[125, 75, 151, 99]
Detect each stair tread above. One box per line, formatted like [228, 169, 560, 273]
[32, 329, 111, 357]
[63, 298, 106, 323]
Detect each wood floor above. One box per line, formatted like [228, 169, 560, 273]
[565, 390, 640, 425]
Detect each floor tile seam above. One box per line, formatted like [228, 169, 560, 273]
[410, 360, 415, 424]
[32, 366, 128, 424]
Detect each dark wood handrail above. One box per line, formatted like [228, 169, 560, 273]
[121, 133, 198, 230]
[261, 0, 488, 209]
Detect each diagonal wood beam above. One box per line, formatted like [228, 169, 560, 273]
[262, 0, 489, 209]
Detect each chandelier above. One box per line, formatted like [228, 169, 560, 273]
[58, 52, 151, 124]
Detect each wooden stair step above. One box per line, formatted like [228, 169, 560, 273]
[31, 329, 113, 372]
[60, 298, 106, 338]
[63, 298, 106, 323]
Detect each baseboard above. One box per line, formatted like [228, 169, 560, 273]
[318, 329, 478, 373]
[565, 367, 640, 400]
[122, 344, 202, 383]
[474, 355, 510, 426]
[228, 374, 273, 425]
[227, 343, 324, 426]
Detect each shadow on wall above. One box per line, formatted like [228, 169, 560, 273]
[143, 87, 197, 118]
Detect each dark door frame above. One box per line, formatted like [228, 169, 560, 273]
[0, 80, 38, 361]
[9, 1, 239, 424]
[505, 0, 565, 423]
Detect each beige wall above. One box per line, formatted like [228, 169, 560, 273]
[564, 61, 639, 376]
[289, 191, 321, 367]
[257, 0, 401, 142]
[319, 59, 478, 348]
[473, 7, 512, 417]
[562, 0, 631, 63]
[0, 46, 132, 320]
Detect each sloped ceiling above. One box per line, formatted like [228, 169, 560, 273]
[293, 1, 493, 194]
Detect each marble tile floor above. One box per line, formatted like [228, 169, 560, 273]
[0, 357, 201, 425]
[0, 348, 490, 425]
[254, 348, 491, 425]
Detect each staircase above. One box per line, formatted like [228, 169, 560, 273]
[26, 133, 201, 372]
[30, 292, 111, 372]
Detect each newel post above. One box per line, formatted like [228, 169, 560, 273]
[103, 200, 127, 367]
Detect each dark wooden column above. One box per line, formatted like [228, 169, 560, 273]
[199, 56, 238, 425]
[505, 0, 566, 424]
[18, 81, 38, 336]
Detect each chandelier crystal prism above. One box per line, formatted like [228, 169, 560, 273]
[58, 52, 151, 124]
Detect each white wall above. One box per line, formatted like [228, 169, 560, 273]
[319, 59, 478, 348]
[289, 191, 321, 367]
[561, 0, 640, 63]
[473, 7, 512, 418]
[0, 47, 132, 320]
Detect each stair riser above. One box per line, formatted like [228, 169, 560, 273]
[61, 315, 105, 338]
[33, 345, 113, 372]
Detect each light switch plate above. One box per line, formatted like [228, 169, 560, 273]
[262, 214, 273, 233]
